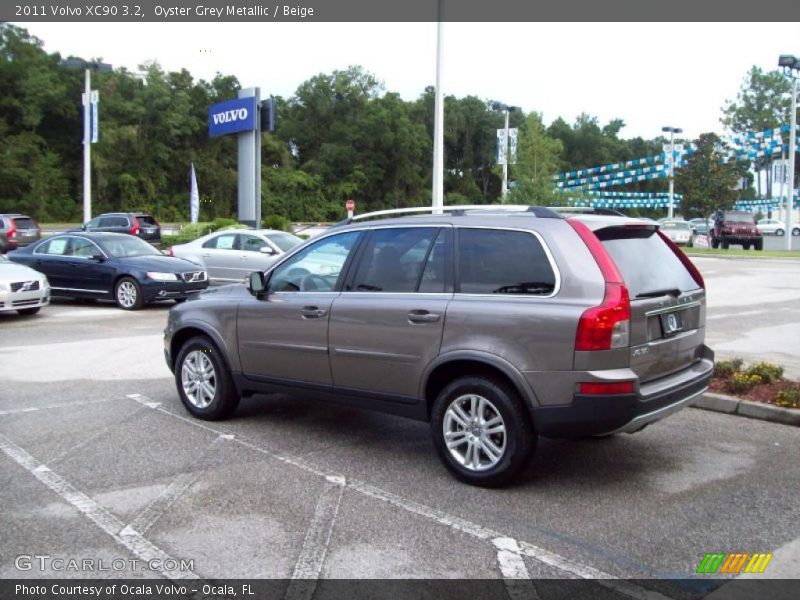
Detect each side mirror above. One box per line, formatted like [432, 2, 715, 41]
[259, 246, 276, 255]
[248, 271, 267, 297]
[90, 253, 105, 262]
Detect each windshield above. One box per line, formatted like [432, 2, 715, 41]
[265, 232, 304, 252]
[724, 211, 754, 223]
[662, 221, 691, 230]
[99, 236, 161, 258]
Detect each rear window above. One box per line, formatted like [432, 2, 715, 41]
[100, 216, 129, 227]
[598, 228, 700, 297]
[137, 215, 158, 226]
[457, 228, 556, 295]
[12, 217, 37, 230]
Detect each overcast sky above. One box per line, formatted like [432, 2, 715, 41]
[19, 21, 800, 141]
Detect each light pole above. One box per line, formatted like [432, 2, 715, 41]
[60, 58, 112, 224]
[662, 126, 682, 219]
[432, 0, 444, 214]
[779, 54, 798, 251]
[492, 103, 519, 201]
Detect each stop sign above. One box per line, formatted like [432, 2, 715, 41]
[345, 199, 355, 212]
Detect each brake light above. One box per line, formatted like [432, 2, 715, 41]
[130, 215, 140, 236]
[656, 230, 705, 289]
[568, 219, 631, 351]
[167, 247, 174, 257]
[7, 220, 16, 239]
[579, 381, 635, 395]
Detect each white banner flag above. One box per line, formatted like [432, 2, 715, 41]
[189, 162, 199, 224]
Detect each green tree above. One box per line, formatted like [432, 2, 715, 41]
[675, 133, 749, 218]
[721, 66, 792, 198]
[506, 112, 563, 205]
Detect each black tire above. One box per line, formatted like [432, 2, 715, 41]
[755, 239, 764, 251]
[793, 228, 800, 237]
[114, 277, 144, 310]
[430, 376, 535, 487]
[17, 307, 40, 316]
[174, 336, 239, 420]
[776, 229, 785, 237]
[721, 238, 729, 250]
[711, 237, 720, 249]
[743, 242, 751, 250]
[174, 298, 187, 304]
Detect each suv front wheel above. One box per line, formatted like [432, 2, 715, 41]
[430, 376, 536, 487]
[175, 336, 240, 420]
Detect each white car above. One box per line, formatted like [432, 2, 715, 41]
[167, 229, 304, 283]
[659, 219, 694, 247]
[0, 254, 50, 315]
[756, 218, 786, 236]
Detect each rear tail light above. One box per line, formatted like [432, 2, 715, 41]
[167, 247, 174, 257]
[656, 230, 705, 289]
[579, 381, 635, 395]
[8, 220, 16, 240]
[130, 215, 140, 236]
[575, 283, 631, 350]
[568, 219, 631, 351]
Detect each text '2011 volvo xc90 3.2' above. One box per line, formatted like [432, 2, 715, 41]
[164, 206, 714, 486]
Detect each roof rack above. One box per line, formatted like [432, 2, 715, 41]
[548, 206, 627, 217]
[333, 204, 563, 226]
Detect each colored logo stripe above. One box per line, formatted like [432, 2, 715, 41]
[696, 552, 773, 574]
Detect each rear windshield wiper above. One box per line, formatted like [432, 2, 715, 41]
[636, 288, 682, 299]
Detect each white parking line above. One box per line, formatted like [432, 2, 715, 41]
[284, 476, 346, 600]
[124, 393, 671, 595]
[493, 537, 539, 600]
[0, 432, 198, 580]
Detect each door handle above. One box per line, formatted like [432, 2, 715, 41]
[300, 306, 328, 319]
[408, 310, 440, 323]
[202, 253, 211, 258]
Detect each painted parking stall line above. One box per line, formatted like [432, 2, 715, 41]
[0, 397, 114, 416]
[0, 432, 199, 580]
[125, 392, 671, 597]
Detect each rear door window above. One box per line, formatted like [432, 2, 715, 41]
[597, 227, 700, 297]
[350, 227, 439, 293]
[457, 228, 556, 295]
[203, 233, 239, 250]
[36, 237, 70, 256]
[99, 216, 128, 228]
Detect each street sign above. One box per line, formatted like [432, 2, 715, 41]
[345, 199, 355, 211]
[82, 90, 99, 144]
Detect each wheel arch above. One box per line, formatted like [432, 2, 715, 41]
[421, 351, 540, 422]
[170, 322, 237, 378]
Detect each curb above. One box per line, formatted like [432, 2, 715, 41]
[691, 392, 800, 427]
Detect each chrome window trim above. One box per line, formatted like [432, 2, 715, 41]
[51, 286, 108, 294]
[645, 300, 702, 317]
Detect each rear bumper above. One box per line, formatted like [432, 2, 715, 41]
[533, 354, 714, 437]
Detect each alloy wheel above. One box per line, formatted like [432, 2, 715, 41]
[443, 394, 507, 471]
[181, 350, 217, 408]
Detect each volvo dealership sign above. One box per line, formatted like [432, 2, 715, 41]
[208, 97, 257, 137]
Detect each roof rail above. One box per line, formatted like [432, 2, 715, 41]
[549, 206, 627, 217]
[331, 204, 563, 226]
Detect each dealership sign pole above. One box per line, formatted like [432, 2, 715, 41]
[208, 89, 261, 228]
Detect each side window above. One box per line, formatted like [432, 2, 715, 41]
[351, 227, 438, 293]
[85, 217, 101, 228]
[457, 229, 556, 296]
[37, 237, 70, 256]
[270, 231, 360, 292]
[71, 238, 102, 258]
[203, 233, 238, 250]
[240, 234, 269, 253]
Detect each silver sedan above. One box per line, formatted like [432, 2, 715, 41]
[167, 229, 303, 283]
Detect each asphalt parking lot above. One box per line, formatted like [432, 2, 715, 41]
[1, 258, 799, 598]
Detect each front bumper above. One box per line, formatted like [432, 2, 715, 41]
[532, 356, 714, 437]
[141, 280, 208, 303]
[0, 287, 50, 312]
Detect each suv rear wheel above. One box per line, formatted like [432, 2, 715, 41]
[430, 376, 535, 487]
[175, 336, 239, 420]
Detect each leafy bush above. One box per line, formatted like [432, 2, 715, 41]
[726, 372, 762, 394]
[744, 362, 784, 384]
[262, 215, 292, 232]
[774, 390, 800, 409]
[714, 358, 743, 379]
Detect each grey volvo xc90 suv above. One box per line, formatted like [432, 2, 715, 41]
[164, 206, 714, 486]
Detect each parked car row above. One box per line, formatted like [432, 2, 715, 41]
[0, 254, 50, 315]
